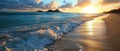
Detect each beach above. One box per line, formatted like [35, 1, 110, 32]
[47, 13, 120, 51]
[103, 13, 120, 51]
[0, 0, 120, 51]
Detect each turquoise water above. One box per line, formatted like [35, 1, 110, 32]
[0, 12, 96, 51]
[0, 12, 82, 28]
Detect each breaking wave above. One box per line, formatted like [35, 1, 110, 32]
[0, 16, 83, 51]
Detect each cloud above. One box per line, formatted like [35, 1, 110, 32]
[0, 0, 60, 11]
[102, 0, 120, 5]
[48, 1, 59, 10]
[96, 0, 120, 12]
[59, 6, 82, 13]
[59, 0, 120, 13]
[38, 0, 59, 10]
[76, 0, 91, 7]
[0, 0, 89, 12]
[36, 0, 41, 4]
[60, 3, 73, 8]
[0, 0, 39, 9]
[99, 3, 120, 12]
[59, 0, 91, 13]
[0, 0, 120, 12]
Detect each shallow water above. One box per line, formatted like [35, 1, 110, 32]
[0, 12, 103, 51]
[0, 12, 91, 51]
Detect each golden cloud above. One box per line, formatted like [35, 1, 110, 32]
[60, 0, 120, 13]
[36, 0, 41, 4]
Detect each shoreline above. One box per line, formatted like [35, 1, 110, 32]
[46, 13, 120, 51]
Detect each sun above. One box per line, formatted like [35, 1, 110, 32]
[81, 5, 99, 13]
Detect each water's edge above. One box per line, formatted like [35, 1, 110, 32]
[0, 13, 103, 51]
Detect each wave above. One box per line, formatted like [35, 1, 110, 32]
[0, 17, 83, 51]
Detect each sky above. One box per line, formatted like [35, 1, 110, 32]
[0, 0, 120, 13]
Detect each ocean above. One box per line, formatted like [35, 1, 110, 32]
[0, 12, 99, 51]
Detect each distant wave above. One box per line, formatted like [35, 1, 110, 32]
[0, 16, 83, 51]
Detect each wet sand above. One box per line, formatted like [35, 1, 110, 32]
[47, 13, 120, 51]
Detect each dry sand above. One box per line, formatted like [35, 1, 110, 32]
[103, 13, 120, 51]
[47, 13, 120, 51]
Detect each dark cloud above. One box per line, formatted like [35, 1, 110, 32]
[0, 0, 59, 10]
[37, 2, 46, 9]
[0, 0, 38, 9]
[0, 0, 91, 11]
[0, 0, 119, 12]
[37, 2, 50, 9]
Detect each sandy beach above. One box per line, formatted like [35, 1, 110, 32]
[47, 13, 120, 51]
[103, 13, 120, 51]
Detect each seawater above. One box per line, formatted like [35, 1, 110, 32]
[0, 12, 98, 51]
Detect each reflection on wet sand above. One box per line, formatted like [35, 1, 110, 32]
[66, 14, 111, 51]
[78, 18, 108, 51]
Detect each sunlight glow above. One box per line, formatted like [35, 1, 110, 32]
[81, 5, 99, 13]
[36, 0, 41, 4]
[86, 20, 94, 35]
[90, 0, 103, 5]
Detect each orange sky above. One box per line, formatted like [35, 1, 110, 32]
[59, 0, 120, 13]
[0, 0, 120, 13]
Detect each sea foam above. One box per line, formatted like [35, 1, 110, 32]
[0, 16, 83, 51]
